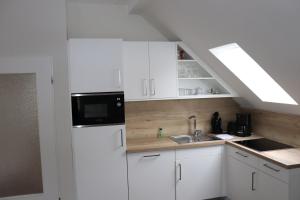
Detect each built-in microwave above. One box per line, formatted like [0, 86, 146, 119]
[71, 92, 125, 127]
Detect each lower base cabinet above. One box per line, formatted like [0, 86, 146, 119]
[127, 151, 176, 200]
[127, 146, 224, 200]
[128, 145, 300, 200]
[226, 146, 299, 200]
[257, 170, 289, 200]
[227, 156, 257, 200]
[176, 146, 224, 200]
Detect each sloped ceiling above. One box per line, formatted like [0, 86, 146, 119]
[132, 0, 300, 115]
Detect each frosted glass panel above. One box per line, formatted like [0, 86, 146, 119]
[0, 74, 43, 198]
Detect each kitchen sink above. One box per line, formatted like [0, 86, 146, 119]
[170, 134, 221, 144]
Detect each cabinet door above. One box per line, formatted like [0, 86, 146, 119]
[127, 151, 175, 200]
[123, 41, 150, 101]
[176, 146, 223, 200]
[227, 156, 257, 200]
[72, 125, 128, 200]
[69, 39, 123, 93]
[257, 171, 289, 200]
[149, 42, 177, 99]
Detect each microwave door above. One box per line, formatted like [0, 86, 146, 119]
[72, 92, 125, 127]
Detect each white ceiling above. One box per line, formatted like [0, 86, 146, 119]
[134, 0, 300, 115]
[67, 0, 129, 5]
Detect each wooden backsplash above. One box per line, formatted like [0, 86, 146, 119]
[125, 98, 241, 139]
[248, 109, 300, 147]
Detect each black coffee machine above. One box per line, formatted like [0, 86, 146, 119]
[227, 113, 252, 137]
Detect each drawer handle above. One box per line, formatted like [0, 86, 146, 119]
[235, 151, 248, 158]
[263, 164, 280, 172]
[143, 154, 160, 158]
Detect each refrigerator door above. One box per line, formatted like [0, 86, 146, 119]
[72, 125, 128, 200]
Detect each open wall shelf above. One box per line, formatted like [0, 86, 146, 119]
[176, 43, 236, 98]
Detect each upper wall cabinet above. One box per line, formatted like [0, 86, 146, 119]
[176, 42, 236, 98]
[124, 41, 237, 101]
[123, 41, 177, 101]
[69, 39, 123, 93]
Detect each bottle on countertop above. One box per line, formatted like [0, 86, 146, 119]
[158, 128, 164, 138]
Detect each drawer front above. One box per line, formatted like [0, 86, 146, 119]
[227, 145, 259, 168]
[258, 158, 289, 183]
[127, 150, 176, 200]
[176, 145, 223, 159]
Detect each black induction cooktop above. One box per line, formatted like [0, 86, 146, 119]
[234, 138, 293, 152]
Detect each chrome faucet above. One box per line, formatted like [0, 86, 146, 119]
[188, 115, 202, 139]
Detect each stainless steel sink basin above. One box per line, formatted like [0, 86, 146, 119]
[170, 135, 193, 144]
[170, 134, 221, 144]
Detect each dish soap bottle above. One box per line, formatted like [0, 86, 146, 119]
[158, 128, 164, 138]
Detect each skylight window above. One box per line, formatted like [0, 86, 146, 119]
[210, 43, 297, 105]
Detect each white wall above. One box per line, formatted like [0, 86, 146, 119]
[67, 2, 167, 41]
[0, 1, 75, 200]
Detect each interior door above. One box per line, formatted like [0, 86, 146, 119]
[123, 41, 150, 100]
[0, 57, 58, 200]
[149, 42, 177, 99]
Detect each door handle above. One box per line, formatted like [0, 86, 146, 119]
[178, 163, 182, 181]
[117, 69, 122, 88]
[120, 129, 124, 147]
[150, 79, 156, 96]
[114, 68, 122, 88]
[251, 172, 256, 191]
[142, 79, 148, 96]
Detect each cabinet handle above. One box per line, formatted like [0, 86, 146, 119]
[263, 164, 280, 172]
[251, 172, 256, 191]
[150, 79, 156, 96]
[120, 129, 124, 147]
[114, 69, 122, 88]
[118, 69, 122, 88]
[179, 163, 182, 181]
[142, 79, 148, 96]
[143, 154, 160, 158]
[235, 151, 248, 158]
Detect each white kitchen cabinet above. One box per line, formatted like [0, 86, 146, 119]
[257, 171, 289, 200]
[123, 42, 149, 100]
[226, 145, 300, 200]
[127, 150, 176, 200]
[176, 146, 224, 200]
[227, 156, 257, 200]
[149, 42, 177, 99]
[69, 39, 123, 93]
[72, 125, 128, 200]
[123, 41, 177, 101]
[227, 156, 289, 200]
